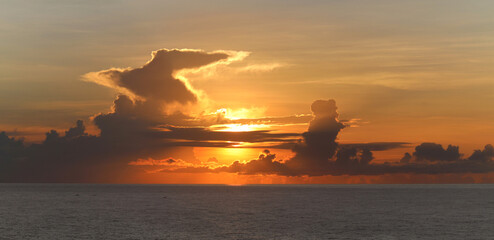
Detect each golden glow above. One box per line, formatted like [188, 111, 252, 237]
[220, 146, 249, 156]
[212, 106, 266, 120]
[214, 123, 268, 132]
[123, 171, 494, 184]
[174, 50, 250, 110]
[205, 107, 271, 132]
[194, 147, 262, 165]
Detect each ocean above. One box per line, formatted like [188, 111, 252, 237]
[0, 184, 493, 239]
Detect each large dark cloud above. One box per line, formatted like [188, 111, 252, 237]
[282, 99, 345, 175]
[85, 49, 229, 104]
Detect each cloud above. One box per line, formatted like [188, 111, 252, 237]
[83, 48, 231, 104]
[399, 143, 493, 163]
[0, 118, 222, 182]
[400, 152, 412, 163]
[154, 126, 299, 143]
[282, 99, 347, 174]
[234, 63, 284, 73]
[411, 143, 461, 162]
[468, 144, 494, 162]
[0, 131, 24, 162]
[215, 150, 291, 175]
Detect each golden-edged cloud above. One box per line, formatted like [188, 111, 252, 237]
[82, 48, 239, 104]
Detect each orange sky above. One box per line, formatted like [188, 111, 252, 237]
[1, 1, 494, 183]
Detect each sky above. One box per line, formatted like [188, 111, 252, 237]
[1, 0, 494, 183]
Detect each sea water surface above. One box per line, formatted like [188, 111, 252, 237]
[0, 184, 493, 239]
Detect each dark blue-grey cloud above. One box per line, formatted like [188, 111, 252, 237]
[84, 49, 229, 104]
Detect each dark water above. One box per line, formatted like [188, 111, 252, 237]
[0, 184, 493, 239]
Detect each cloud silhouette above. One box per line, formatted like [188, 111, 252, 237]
[411, 143, 461, 162]
[281, 99, 345, 175]
[468, 144, 494, 162]
[84, 49, 229, 104]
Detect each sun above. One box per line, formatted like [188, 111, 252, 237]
[221, 124, 258, 132]
[213, 123, 268, 132]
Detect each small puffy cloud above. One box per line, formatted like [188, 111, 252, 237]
[468, 144, 494, 162]
[400, 152, 412, 163]
[215, 150, 290, 175]
[413, 143, 461, 162]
